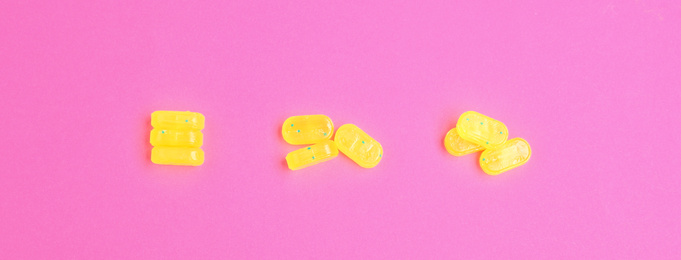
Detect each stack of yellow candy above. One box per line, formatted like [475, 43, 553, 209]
[282, 115, 383, 170]
[444, 111, 531, 175]
[150, 111, 205, 166]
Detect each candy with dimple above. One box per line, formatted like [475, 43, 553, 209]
[150, 111, 205, 166]
[444, 127, 484, 156]
[334, 124, 383, 168]
[480, 138, 531, 175]
[282, 115, 334, 145]
[286, 140, 339, 170]
[456, 111, 508, 149]
[151, 147, 205, 166]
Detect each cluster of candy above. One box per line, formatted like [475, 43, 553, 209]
[444, 111, 531, 175]
[282, 115, 383, 170]
[146, 110, 530, 174]
[150, 111, 205, 166]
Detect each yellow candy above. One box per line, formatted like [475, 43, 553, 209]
[151, 147, 205, 166]
[151, 111, 205, 130]
[456, 111, 508, 149]
[282, 115, 334, 145]
[150, 111, 205, 166]
[150, 129, 203, 148]
[286, 140, 339, 170]
[444, 128, 484, 156]
[479, 138, 531, 175]
[334, 124, 383, 168]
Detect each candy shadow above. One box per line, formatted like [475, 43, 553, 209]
[276, 124, 292, 172]
[143, 117, 152, 164]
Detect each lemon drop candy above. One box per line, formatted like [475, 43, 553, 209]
[444, 128, 484, 156]
[151, 147, 205, 166]
[480, 138, 531, 175]
[150, 129, 203, 148]
[334, 124, 383, 168]
[456, 111, 508, 149]
[152, 111, 205, 130]
[286, 140, 339, 170]
[282, 115, 334, 145]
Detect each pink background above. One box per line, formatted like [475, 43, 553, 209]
[1, 0, 680, 259]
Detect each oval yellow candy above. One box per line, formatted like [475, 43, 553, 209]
[479, 138, 531, 175]
[456, 111, 508, 149]
[286, 140, 339, 170]
[150, 129, 203, 148]
[334, 124, 383, 168]
[151, 111, 205, 130]
[444, 128, 484, 156]
[282, 115, 334, 145]
[151, 147, 205, 166]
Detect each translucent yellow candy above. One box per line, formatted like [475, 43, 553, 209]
[456, 111, 509, 149]
[282, 115, 334, 145]
[151, 111, 205, 130]
[479, 138, 531, 175]
[150, 129, 203, 148]
[444, 128, 484, 156]
[334, 124, 383, 168]
[150, 110, 205, 166]
[151, 147, 205, 166]
[286, 140, 339, 170]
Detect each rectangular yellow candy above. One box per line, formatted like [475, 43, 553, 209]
[444, 127, 484, 156]
[150, 129, 203, 148]
[456, 111, 508, 149]
[334, 124, 383, 168]
[150, 110, 205, 166]
[151, 111, 205, 130]
[286, 140, 339, 170]
[151, 147, 205, 166]
[282, 115, 334, 145]
[480, 138, 531, 175]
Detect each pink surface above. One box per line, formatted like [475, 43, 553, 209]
[1, 0, 680, 259]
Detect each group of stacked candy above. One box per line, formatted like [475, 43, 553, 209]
[282, 115, 383, 170]
[443, 111, 531, 175]
[150, 111, 206, 166]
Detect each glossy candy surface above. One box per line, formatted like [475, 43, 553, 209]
[479, 138, 531, 175]
[456, 111, 508, 149]
[286, 140, 338, 170]
[282, 115, 334, 145]
[334, 124, 382, 168]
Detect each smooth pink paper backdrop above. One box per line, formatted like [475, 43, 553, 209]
[2, 0, 680, 259]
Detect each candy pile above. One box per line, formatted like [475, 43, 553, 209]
[282, 115, 383, 170]
[444, 111, 531, 175]
[150, 111, 205, 166]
